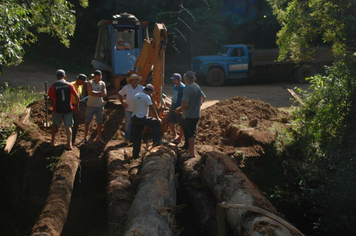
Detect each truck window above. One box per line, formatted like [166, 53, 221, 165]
[94, 26, 110, 64]
[217, 47, 229, 56]
[231, 48, 244, 57]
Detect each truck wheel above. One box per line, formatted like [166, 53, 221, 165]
[207, 68, 226, 86]
[295, 65, 316, 84]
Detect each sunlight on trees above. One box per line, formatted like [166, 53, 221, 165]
[0, 0, 88, 70]
[268, 0, 356, 61]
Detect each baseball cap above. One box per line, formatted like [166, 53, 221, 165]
[56, 69, 65, 77]
[184, 70, 196, 80]
[170, 73, 181, 80]
[77, 74, 87, 82]
[144, 84, 154, 92]
[91, 70, 102, 76]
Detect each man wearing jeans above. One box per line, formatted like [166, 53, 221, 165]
[118, 74, 144, 144]
[131, 84, 162, 159]
[71, 73, 87, 145]
[175, 71, 206, 158]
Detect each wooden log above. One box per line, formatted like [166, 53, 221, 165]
[4, 130, 18, 154]
[124, 146, 177, 236]
[200, 151, 304, 235]
[178, 154, 218, 235]
[106, 145, 135, 236]
[4, 107, 31, 154]
[31, 148, 80, 236]
[19, 107, 32, 124]
[13, 119, 46, 152]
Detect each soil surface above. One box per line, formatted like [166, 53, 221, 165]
[1, 57, 304, 156]
[1, 57, 308, 235]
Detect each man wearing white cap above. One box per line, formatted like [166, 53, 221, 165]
[118, 73, 144, 144]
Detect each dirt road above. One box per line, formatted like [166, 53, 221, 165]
[1, 58, 309, 108]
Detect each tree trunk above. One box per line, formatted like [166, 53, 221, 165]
[4, 107, 31, 154]
[106, 145, 135, 236]
[124, 147, 177, 236]
[13, 119, 46, 154]
[178, 154, 218, 235]
[200, 151, 304, 236]
[31, 148, 80, 236]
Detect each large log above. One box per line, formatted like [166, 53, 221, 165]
[31, 148, 80, 236]
[106, 144, 135, 236]
[178, 154, 218, 235]
[124, 146, 177, 236]
[200, 151, 304, 235]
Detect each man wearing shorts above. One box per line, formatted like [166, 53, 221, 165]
[83, 70, 107, 144]
[47, 69, 79, 150]
[167, 73, 185, 144]
[175, 71, 206, 157]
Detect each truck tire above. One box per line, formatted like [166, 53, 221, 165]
[207, 68, 226, 86]
[295, 65, 316, 84]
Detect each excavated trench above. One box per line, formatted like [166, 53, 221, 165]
[0, 142, 309, 236]
[0, 144, 207, 235]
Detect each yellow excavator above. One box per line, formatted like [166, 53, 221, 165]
[128, 22, 168, 114]
[91, 13, 169, 130]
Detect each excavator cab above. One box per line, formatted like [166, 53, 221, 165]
[91, 13, 149, 92]
[92, 13, 169, 132]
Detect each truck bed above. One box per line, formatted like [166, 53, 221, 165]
[250, 48, 292, 67]
[250, 47, 333, 67]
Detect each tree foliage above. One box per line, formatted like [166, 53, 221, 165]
[0, 0, 88, 68]
[268, 0, 356, 234]
[268, 0, 356, 61]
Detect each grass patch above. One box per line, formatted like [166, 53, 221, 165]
[0, 82, 42, 149]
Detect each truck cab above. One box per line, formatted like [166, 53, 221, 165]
[191, 45, 250, 86]
[91, 13, 149, 86]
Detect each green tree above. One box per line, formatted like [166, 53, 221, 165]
[268, 0, 356, 61]
[0, 0, 88, 70]
[268, 0, 356, 234]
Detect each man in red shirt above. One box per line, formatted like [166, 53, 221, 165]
[47, 69, 79, 150]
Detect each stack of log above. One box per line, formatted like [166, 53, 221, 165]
[106, 143, 178, 236]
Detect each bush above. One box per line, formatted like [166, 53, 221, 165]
[274, 53, 356, 235]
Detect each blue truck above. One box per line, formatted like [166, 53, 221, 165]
[191, 44, 333, 86]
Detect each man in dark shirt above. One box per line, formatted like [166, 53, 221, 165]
[47, 69, 79, 150]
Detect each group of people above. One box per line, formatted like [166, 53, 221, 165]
[47, 69, 107, 150]
[119, 71, 205, 159]
[48, 67, 205, 159]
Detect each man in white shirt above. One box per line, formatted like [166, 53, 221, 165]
[118, 74, 144, 143]
[131, 84, 162, 159]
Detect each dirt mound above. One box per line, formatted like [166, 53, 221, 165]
[24, 96, 289, 158]
[196, 96, 289, 157]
